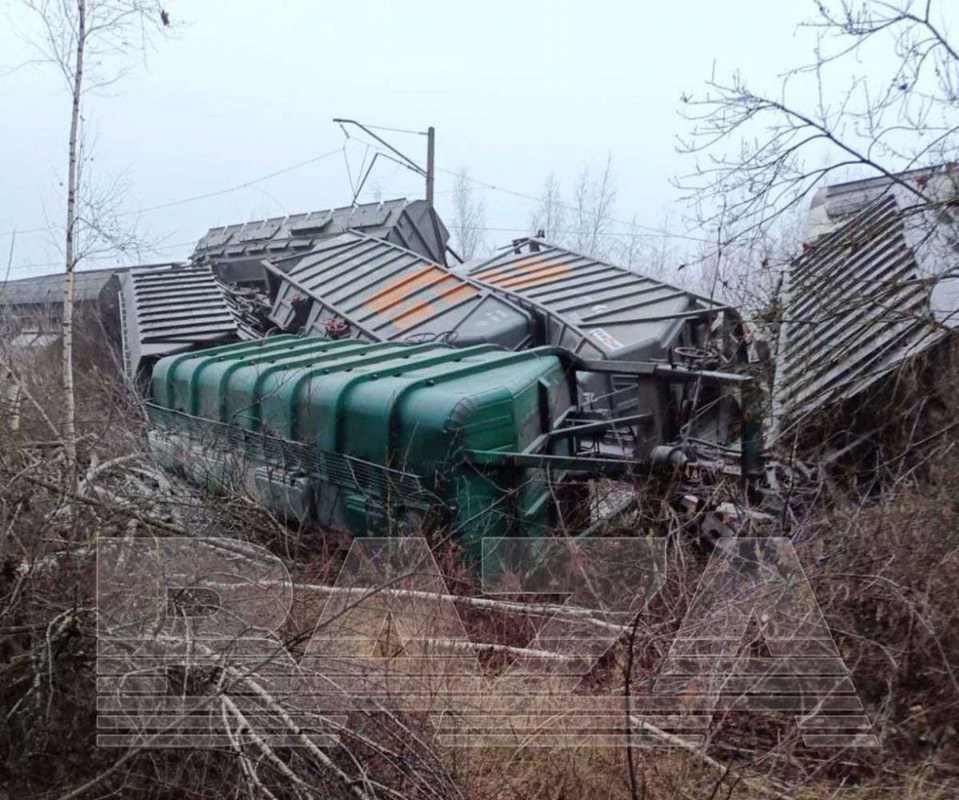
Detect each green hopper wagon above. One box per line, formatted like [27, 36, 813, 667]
[146, 336, 573, 553]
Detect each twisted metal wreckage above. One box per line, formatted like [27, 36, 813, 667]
[5, 169, 957, 546]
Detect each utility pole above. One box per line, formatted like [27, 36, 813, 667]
[333, 118, 435, 206]
[426, 126, 435, 206]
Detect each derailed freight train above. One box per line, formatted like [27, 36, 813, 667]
[144, 337, 758, 554]
[104, 205, 761, 549]
[252, 233, 756, 463]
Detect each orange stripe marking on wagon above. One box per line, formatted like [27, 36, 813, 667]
[363, 266, 450, 315]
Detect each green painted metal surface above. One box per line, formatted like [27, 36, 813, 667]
[149, 336, 572, 551]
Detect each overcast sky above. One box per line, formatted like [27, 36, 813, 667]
[0, 1, 863, 278]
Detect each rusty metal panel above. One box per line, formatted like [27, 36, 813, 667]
[265, 232, 532, 349]
[773, 187, 959, 435]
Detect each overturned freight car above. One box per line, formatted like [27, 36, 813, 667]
[265, 232, 534, 349]
[772, 168, 959, 451]
[145, 329, 760, 553]
[147, 336, 578, 554]
[467, 238, 752, 457]
[260, 233, 756, 466]
[135, 213, 761, 546]
[99, 264, 242, 382]
[193, 198, 450, 286]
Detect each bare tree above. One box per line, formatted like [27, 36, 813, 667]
[678, 0, 958, 248]
[528, 164, 685, 280]
[611, 214, 645, 271]
[674, 0, 959, 410]
[529, 172, 567, 241]
[17, 0, 169, 482]
[570, 154, 618, 259]
[450, 166, 488, 260]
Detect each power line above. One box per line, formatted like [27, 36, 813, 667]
[357, 123, 427, 136]
[447, 224, 687, 239]
[130, 147, 343, 216]
[4, 238, 199, 274]
[435, 164, 712, 244]
[0, 147, 343, 241]
[4, 139, 709, 250]
[339, 137, 711, 244]
[3, 137, 711, 273]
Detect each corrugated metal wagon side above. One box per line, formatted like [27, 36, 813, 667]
[772, 185, 959, 441]
[146, 336, 572, 555]
[192, 198, 450, 285]
[468, 239, 746, 454]
[102, 265, 240, 381]
[265, 232, 534, 350]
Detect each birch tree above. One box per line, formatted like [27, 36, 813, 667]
[17, 0, 170, 481]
